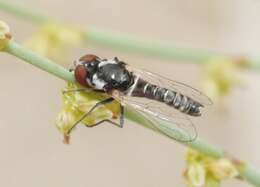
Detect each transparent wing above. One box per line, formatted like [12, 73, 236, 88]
[112, 65, 212, 142]
[127, 66, 212, 106]
[135, 108, 197, 143]
[119, 95, 198, 142]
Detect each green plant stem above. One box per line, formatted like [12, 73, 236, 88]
[0, 0, 49, 24]
[1, 0, 260, 70]
[4, 41, 74, 81]
[3, 40, 260, 187]
[86, 28, 218, 63]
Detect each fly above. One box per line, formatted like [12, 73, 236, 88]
[68, 54, 212, 142]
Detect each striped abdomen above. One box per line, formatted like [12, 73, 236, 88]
[130, 78, 202, 116]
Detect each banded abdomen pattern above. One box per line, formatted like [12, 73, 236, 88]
[130, 78, 202, 116]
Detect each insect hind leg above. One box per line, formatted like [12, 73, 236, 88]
[87, 119, 122, 128]
[67, 97, 115, 134]
[87, 104, 124, 128]
[62, 88, 125, 132]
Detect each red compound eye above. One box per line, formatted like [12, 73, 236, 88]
[79, 54, 99, 63]
[74, 65, 89, 87]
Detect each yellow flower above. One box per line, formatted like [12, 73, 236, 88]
[186, 162, 206, 187]
[25, 22, 84, 62]
[55, 105, 79, 135]
[208, 159, 239, 180]
[55, 82, 120, 143]
[0, 20, 11, 50]
[63, 83, 120, 120]
[203, 57, 242, 101]
[205, 175, 221, 187]
[184, 149, 238, 187]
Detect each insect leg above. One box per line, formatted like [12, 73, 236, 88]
[119, 104, 124, 128]
[86, 119, 122, 128]
[62, 88, 105, 95]
[62, 88, 89, 95]
[67, 97, 115, 134]
[88, 104, 125, 128]
[69, 62, 76, 72]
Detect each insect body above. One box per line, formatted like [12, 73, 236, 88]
[73, 54, 212, 141]
[74, 55, 133, 91]
[129, 78, 202, 116]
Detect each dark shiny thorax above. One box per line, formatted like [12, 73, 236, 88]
[97, 62, 134, 92]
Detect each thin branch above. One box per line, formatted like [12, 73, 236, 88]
[0, 0, 49, 24]
[1, 0, 260, 70]
[3, 40, 260, 187]
[4, 41, 74, 81]
[85, 28, 218, 63]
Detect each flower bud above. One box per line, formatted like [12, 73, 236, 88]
[25, 23, 84, 62]
[55, 105, 79, 135]
[203, 57, 241, 101]
[186, 163, 206, 187]
[0, 21, 11, 50]
[208, 159, 239, 180]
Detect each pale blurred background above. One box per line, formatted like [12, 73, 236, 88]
[1, 0, 260, 187]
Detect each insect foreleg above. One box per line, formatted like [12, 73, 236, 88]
[62, 88, 90, 95]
